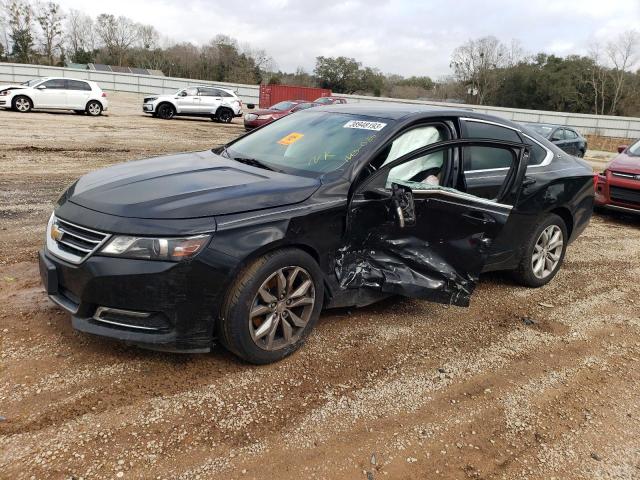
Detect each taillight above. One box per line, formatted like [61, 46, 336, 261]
[101, 92, 107, 97]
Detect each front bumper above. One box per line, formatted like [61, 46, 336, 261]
[142, 103, 155, 113]
[594, 172, 640, 214]
[39, 248, 222, 352]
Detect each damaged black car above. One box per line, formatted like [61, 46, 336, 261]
[39, 104, 594, 364]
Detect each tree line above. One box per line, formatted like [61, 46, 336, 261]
[1, 0, 638, 116]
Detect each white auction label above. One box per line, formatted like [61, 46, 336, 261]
[343, 120, 387, 131]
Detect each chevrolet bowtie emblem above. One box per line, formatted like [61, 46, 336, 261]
[50, 224, 63, 241]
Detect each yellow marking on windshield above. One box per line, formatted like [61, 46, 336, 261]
[277, 132, 304, 145]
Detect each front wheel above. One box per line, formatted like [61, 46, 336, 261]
[512, 213, 568, 287]
[156, 103, 175, 120]
[86, 100, 102, 116]
[219, 249, 324, 364]
[13, 96, 32, 113]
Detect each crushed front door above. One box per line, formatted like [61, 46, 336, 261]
[336, 139, 529, 307]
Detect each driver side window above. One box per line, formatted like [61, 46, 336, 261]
[185, 87, 198, 96]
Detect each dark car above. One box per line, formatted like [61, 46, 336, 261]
[314, 96, 347, 105]
[39, 105, 594, 364]
[594, 139, 640, 214]
[524, 123, 587, 157]
[243, 100, 320, 130]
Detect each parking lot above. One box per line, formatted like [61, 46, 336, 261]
[1, 92, 640, 479]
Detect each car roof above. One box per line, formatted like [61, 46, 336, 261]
[312, 103, 521, 125]
[527, 122, 575, 130]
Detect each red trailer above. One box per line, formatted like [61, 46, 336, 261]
[259, 84, 332, 109]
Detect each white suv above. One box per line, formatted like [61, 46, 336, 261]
[142, 86, 242, 123]
[0, 77, 108, 115]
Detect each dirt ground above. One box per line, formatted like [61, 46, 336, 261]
[1, 92, 640, 480]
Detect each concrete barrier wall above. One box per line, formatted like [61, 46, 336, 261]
[1, 62, 638, 138]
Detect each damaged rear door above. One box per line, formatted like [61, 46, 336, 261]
[336, 138, 530, 307]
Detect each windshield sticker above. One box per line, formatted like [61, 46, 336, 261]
[277, 132, 304, 145]
[343, 120, 387, 131]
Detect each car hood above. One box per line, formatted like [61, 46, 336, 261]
[248, 108, 288, 116]
[608, 153, 640, 174]
[0, 84, 26, 92]
[65, 150, 320, 219]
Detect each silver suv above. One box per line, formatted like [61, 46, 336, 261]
[142, 86, 242, 123]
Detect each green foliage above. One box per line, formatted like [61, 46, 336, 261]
[7, 0, 35, 63]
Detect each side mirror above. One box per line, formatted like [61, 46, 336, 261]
[618, 145, 628, 154]
[36, 85, 46, 90]
[179, 91, 187, 97]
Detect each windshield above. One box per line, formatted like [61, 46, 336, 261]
[21, 78, 43, 87]
[526, 124, 554, 136]
[226, 111, 390, 177]
[270, 101, 297, 111]
[628, 139, 640, 156]
[315, 97, 333, 104]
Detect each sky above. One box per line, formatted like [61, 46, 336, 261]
[55, 0, 640, 77]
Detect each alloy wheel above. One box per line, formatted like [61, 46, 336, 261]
[218, 110, 233, 123]
[249, 266, 315, 351]
[87, 102, 102, 116]
[532, 225, 564, 279]
[15, 97, 31, 112]
[158, 104, 174, 119]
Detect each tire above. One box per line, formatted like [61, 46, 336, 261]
[216, 108, 234, 123]
[85, 100, 102, 116]
[219, 248, 324, 364]
[156, 103, 175, 120]
[13, 95, 32, 113]
[512, 213, 568, 288]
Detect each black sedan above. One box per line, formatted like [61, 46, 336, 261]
[39, 105, 594, 364]
[525, 123, 588, 157]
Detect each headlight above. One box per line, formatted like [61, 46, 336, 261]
[257, 114, 273, 120]
[100, 234, 211, 261]
[0, 90, 10, 96]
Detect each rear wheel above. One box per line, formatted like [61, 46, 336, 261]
[157, 103, 175, 120]
[216, 108, 234, 123]
[86, 100, 102, 116]
[219, 249, 324, 364]
[13, 95, 32, 113]
[512, 214, 568, 287]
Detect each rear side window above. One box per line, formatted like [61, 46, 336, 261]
[464, 120, 522, 143]
[66, 80, 91, 91]
[528, 142, 548, 166]
[41, 79, 66, 89]
[564, 129, 578, 139]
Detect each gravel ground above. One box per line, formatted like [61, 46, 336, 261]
[1, 93, 639, 479]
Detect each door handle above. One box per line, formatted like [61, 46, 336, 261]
[461, 211, 496, 225]
[522, 176, 536, 187]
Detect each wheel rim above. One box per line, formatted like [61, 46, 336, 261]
[249, 266, 316, 351]
[16, 98, 29, 111]
[160, 105, 173, 119]
[532, 225, 564, 279]
[88, 102, 101, 115]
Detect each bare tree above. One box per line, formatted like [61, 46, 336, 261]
[606, 30, 638, 114]
[35, 1, 64, 65]
[138, 24, 158, 50]
[450, 36, 508, 104]
[588, 44, 609, 115]
[95, 13, 139, 66]
[65, 8, 94, 62]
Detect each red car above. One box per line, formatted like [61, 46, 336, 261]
[243, 100, 320, 130]
[594, 139, 640, 214]
[314, 96, 347, 105]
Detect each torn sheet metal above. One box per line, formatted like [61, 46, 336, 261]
[335, 235, 475, 307]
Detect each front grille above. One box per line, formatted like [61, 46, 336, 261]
[610, 186, 640, 206]
[611, 171, 640, 180]
[143, 97, 157, 103]
[47, 215, 111, 264]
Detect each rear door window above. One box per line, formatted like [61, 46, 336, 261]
[66, 80, 91, 91]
